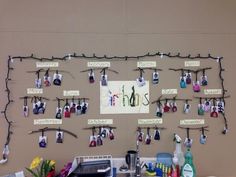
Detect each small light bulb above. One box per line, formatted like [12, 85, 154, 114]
[67, 54, 72, 60]
[160, 53, 164, 59]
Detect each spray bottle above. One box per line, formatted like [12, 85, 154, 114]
[173, 134, 185, 177]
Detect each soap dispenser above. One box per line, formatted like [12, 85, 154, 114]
[181, 148, 196, 177]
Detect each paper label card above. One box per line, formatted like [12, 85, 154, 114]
[204, 89, 222, 95]
[184, 61, 200, 67]
[138, 119, 163, 125]
[27, 88, 43, 94]
[63, 90, 80, 96]
[137, 61, 156, 68]
[87, 62, 110, 68]
[34, 119, 62, 125]
[88, 119, 113, 125]
[36, 62, 59, 68]
[180, 119, 205, 125]
[100, 81, 149, 114]
[162, 89, 178, 95]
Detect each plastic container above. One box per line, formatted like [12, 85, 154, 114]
[156, 153, 173, 167]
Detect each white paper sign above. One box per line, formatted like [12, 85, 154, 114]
[100, 81, 149, 114]
[87, 62, 110, 68]
[180, 119, 205, 125]
[138, 119, 163, 125]
[36, 62, 59, 68]
[204, 89, 222, 95]
[88, 119, 113, 125]
[27, 88, 43, 94]
[63, 90, 80, 96]
[137, 61, 156, 68]
[34, 119, 62, 125]
[162, 89, 178, 95]
[184, 61, 200, 67]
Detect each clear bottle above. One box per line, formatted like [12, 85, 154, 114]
[181, 149, 196, 177]
[175, 142, 185, 167]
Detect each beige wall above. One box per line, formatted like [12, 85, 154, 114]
[0, 0, 236, 176]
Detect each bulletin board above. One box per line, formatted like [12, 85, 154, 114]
[0, 52, 230, 176]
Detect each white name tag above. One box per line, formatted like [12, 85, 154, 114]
[137, 61, 156, 68]
[88, 119, 113, 125]
[162, 89, 178, 95]
[36, 62, 59, 68]
[184, 61, 200, 67]
[34, 119, 62, 125]
[27, 88, 43, 94]
[204, 89, 222, 95]
[180, 119, 205, 125]
[87, 62, 110, 68]
[138, 119, 162, 125]
[63, 90, 80, 96]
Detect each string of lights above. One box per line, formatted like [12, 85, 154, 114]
[11, 52, 223, 61]
[0, 57, 14, 164]
[218, 58, 228, 134]
[1, 52, 227, 163]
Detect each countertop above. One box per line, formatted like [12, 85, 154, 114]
[116, 174, 160, 177]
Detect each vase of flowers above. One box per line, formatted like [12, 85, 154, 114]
[26, 156, 56, 177]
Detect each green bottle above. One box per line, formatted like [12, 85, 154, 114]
[181, 148, 196, 177]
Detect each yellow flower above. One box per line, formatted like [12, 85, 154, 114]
[30, 156, 42, 169]
[49, 160, 56, 167]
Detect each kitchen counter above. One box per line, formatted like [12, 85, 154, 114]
[116, 174, 160, 177]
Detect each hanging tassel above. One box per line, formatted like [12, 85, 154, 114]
[154, 127, 160, 141]
[145, 127, 152, 145]
[200, 127, 207, 144]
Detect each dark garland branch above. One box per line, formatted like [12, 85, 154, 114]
[218, 58, 228, 134]
[53, 97, 89, 101]
[28, 127, 78, 138]
[137, 126, 167, 130]
[27, 69, 75, 79]
[151, 96, 192, 104]
[194, 95, 230, 100]
[0, 52, 227, 163]
[83, 126, 117, 130]
[11, 52, 223, 61]
[169, 67, 212, 73]
[0, 56, 14, 164]
[178, 126, 209, 130]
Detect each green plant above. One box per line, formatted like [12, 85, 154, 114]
[26, 157, 55, 177]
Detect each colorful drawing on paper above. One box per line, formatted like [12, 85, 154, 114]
[100, 81, 149, 114]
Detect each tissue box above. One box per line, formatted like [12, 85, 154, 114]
[156, 153, 172, 167]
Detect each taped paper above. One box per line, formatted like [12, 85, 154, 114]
[88, 119, 113, 125]
[138, 119, 163, 125]
[162, 89, 178, 95]
[27, 88, 43, 94]
[180, 119, 205, 125]
[137, 61, 156, 68]
[36, 62, 59, 68]
[184, 61, 200, 67]
[34, 119, 62, 125]
[87, 62, 110, 68]
[63, 90, 80, 96]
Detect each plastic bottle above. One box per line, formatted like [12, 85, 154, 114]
[181, 149, 196, 177]
[171, 165, 177, 177]
[175, 142, 185, 167]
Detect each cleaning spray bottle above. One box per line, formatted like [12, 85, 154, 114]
[181, 148, 196, 177]
[173, 134, 185, 177]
